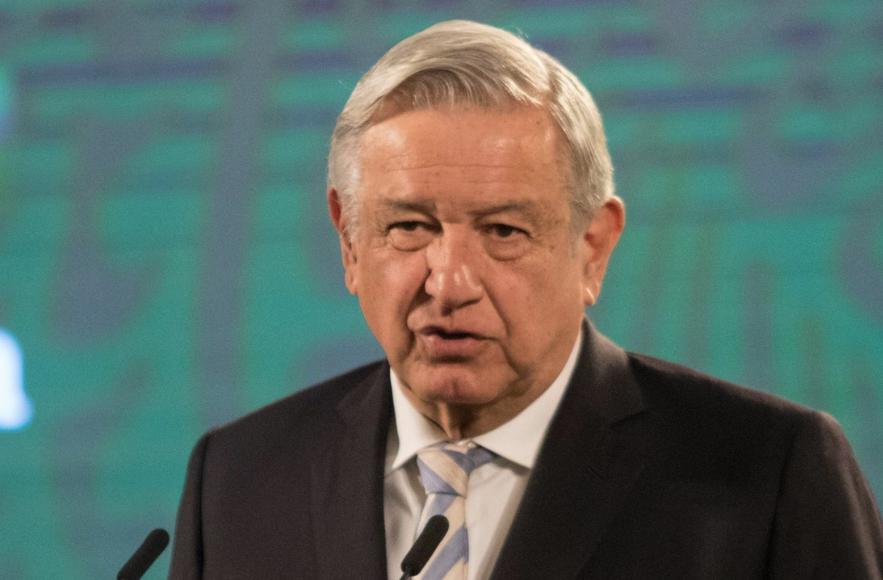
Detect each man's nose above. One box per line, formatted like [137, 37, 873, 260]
[424, 232, 484, 311]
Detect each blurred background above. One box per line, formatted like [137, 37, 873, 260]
[2, 0, 882, 577]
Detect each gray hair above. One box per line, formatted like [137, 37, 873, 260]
[328, 19, 614, 237]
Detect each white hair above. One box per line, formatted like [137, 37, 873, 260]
[328, 19, 614, 237]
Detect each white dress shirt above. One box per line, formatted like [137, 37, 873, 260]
[383, 329, 583, 580]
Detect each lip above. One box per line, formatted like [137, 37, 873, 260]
[416, 324, 486, 339]
[415, 325, 489, 359]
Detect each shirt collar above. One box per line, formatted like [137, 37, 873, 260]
[387, 327, 583, 473]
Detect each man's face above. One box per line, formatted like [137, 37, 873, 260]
[330, 106, 622, 432]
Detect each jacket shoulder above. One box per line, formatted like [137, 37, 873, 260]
[621, 351, 858, 469]
[204, 360, 387, 454]
[626, 351, 819, 426]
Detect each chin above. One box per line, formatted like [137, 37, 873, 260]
[409, 366, 503, 407]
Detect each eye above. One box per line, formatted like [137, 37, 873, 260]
[485, 223, 525, 239]
[482, 222, 530, 260]
[387, 220, 435, 250]
[389, 221, 427, 232]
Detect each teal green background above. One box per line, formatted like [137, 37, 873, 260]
[1, 1, 882, 577]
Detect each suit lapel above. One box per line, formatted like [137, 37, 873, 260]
[310, 364, 392, 580]
[490, 324, 659, 580]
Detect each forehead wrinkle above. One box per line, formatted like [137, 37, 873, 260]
[376, 197, 437, 214]
[375, 194, 555, 226]
[381, 164, 551, 189]
[468, 201, 546, 221]
[383, 161, 523, 171]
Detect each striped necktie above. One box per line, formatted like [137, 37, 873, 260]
[414, 441, 496, 580]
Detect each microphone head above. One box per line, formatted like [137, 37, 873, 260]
[401, 515, 449, 575]
[117, 528, 170, 580]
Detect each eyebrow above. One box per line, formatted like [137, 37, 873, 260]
[377, 199, 437, 213]
[469, 202, 544, 221]
[377, 198, 544, 221]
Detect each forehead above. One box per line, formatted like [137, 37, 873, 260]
[356, 106, 570, 212]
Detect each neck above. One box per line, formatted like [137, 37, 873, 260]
[401, 385, 550, 440]
[426, 405, 484, 440]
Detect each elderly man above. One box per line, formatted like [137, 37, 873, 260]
[170, 20, 883, 579]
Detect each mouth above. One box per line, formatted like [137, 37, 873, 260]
[418, 326, 484, 340]
[415, 326, 488, 359]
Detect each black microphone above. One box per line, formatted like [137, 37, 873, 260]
[117, 528, 169, 580]
[399, 515, 449, 580]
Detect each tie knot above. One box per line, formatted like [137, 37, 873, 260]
[416, 442, 496, 496]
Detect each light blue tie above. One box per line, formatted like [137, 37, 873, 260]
[415, 441, 496, 580]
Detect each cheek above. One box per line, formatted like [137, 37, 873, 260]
[494, 257, 583, 331]
[358, 252, 427, 327]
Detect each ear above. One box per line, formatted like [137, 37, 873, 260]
[327, 187, 359, 295]
[580, 196, 625, 306]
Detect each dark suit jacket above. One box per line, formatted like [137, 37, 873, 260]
[169, 325, 883, 579]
